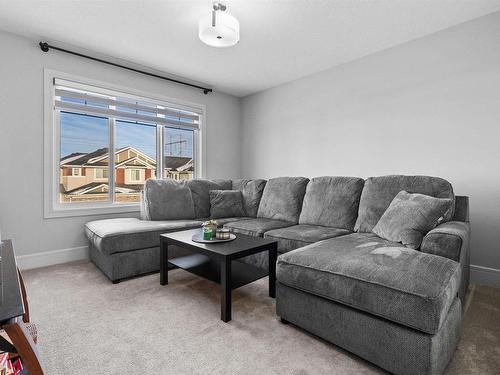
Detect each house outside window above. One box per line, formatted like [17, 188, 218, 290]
[44, 70, 204, 218]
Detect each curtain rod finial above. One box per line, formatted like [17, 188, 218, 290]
[39, 42, 49, 52]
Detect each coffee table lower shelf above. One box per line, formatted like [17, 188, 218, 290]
[169, 254, 268, 290]
[160, 230, 278, 322]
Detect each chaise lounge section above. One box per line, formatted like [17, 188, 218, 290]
[84, 174, 470, 374]
[275, 175, 469, 375]
[85, 218, 204, 283]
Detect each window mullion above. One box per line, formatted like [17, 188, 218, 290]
[194, 128, 200, 178]
[109, 117, 116, 203]
[157, 125, 164, 179]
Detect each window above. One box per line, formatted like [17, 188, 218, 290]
[95, 169, 109, 179]
[129, 169, 142, 182]
[45, 71, 204, 217]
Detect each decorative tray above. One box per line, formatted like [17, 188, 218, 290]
[192, 233, 236, 244]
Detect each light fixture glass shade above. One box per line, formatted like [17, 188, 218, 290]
[199, 11, 239, 47]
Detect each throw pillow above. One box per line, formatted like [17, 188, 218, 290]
[231, 179, 267, 217]
[372, 191, 453, 249]
[209, 190, 245, 219]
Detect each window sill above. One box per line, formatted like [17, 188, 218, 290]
[44, 203, 140, 219]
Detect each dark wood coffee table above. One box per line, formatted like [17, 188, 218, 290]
[160, 228, 278, 322]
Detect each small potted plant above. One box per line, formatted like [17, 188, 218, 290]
[201, 220, 218, 240]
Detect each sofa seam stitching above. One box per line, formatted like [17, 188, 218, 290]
[277, 259, 455, 301]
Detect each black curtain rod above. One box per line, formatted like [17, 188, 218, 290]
[39, 42, 213, 94]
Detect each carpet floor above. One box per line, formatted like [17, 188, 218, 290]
[23, 261, 500, 375]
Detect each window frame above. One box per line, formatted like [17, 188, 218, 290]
[44, 69, 206, 218]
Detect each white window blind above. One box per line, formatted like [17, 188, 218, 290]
[53, 78, 201, 130]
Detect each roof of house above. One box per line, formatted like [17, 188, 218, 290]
[116, 156, 155, 169]
[165, 156, 193, 171]
[116, 183, 145, 192]
[60, 147, 193, 171]
[63, 182, 145, 195]
[61, 146, 157, 167]
[61, 148, 109, 166]
[62, 182, 106, 195]
[60, 152, 87, 165]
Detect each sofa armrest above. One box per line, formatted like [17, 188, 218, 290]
[420, 221, 470, 262]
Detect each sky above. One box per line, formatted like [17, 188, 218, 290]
[60, 112, 194, 159]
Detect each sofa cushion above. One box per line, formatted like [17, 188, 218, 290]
[85, 218, 203, 255]
[355, 175, 455, 233]
[277, 233, 460, 334]
[264, 225, 351, 253]
[187, 179, 232, 218]
[209, 190, 245, 219]
[224, 218, 293, 237]
[257, 177, 309, 223]
[143, 179, 195, 220]
[232, 179, 267, 217]
[299, 176, 364, 230]
[373, 191, 453, 249]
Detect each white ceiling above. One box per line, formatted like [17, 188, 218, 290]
[1, 0, 500, 97]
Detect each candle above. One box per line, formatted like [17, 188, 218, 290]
[216, 228, 230, 240]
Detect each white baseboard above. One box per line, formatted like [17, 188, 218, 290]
[470, 264, 500, 288]
[16, 245, 89, 270]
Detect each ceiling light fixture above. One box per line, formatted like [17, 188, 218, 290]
[199, 2, 239, 48]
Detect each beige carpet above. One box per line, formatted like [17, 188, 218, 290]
[24, 262, 500, 375]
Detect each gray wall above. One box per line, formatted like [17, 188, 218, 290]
[0, 30, 241, 260]
[241, 12, 500, 283]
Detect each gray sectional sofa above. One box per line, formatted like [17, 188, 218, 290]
[85, 175, 470, 375]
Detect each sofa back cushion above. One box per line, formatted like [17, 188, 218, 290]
[187, 179, 232, 218]
[232, 179, 267, 217]
[209, 190, 246, 219]
[355, 175, 455, 233]
[299, 176, 365, 230]
[257, 177, 309, 223]
[143, 179, 195, 220]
